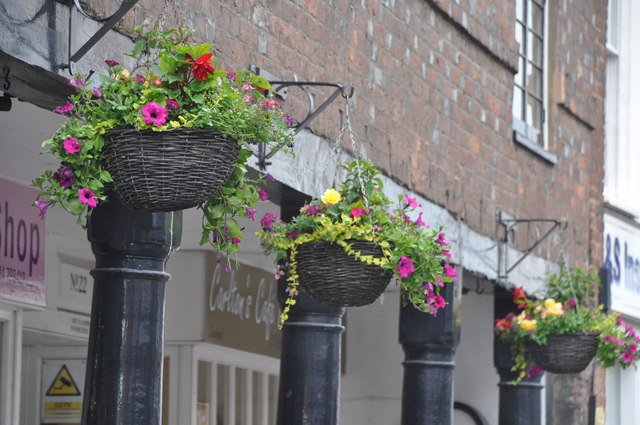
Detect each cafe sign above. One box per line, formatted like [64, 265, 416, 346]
[204, 254, 281, 358]
[0, 178, 46, 306]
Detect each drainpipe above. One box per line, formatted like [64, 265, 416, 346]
[494, 287, 543, 425]
[276, 192, 345, 425]
[82, 194, 181, 425]
[399, 278, 460, 425]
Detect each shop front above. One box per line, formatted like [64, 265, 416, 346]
[604, 212, 640, 424]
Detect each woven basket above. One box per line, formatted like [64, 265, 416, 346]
[295, 240, 392, 307]
[526, 332, 599, 374]
[102, 127, 241, 212]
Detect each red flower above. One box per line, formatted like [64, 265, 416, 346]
[191, 53, 216, 82]
[494, 318, 512, 331]
[513, 286, 527, 308]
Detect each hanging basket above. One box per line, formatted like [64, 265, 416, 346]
[295, 240, 392, 307]
[102, 127, 241, 212]
[526, 332, 599, 374]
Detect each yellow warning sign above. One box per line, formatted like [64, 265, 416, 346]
[46, 365, 81, 396]
[44, 401, 82, 418]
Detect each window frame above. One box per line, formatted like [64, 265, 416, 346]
[512, 0, 554, 163]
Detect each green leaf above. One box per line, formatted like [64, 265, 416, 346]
[132, 38, 146, 56]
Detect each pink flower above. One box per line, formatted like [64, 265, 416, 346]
[415, 212, 428, 227]
[63, 137, 82, 153]
[35, 199, 52, 219]
[260, 213, 279, 231]
[286, 229, 299, 239]
[78, 188, 98, 208]
[243, 95, 255, 103]
[243, 84, 255, 90]
[91, 87, 103, 98]
[351, 207, 366, 218]
[431, 295, 446, 308]
[226, 69, 237, 80]
[629, 344, 638, 353]
[568, 298, 577, 307]
[622, 352, 635, 363]
[136, 75, 146, 83]
[69, 76, 85, 91]
[141, 102, 169, 126]
[53, 101, 74, 114]
[603, 335, 614, 342]
[403, 195, 421, 208]
[396, 256, 415, 278]
[166, 99, 179, 109]
[263, 173, 275, 182]
[527, 365, 543, 378]
[442, 249, 451, 258]
[258, 187, 268, 201]
[245, 206, 257, 220]
[444, 264, 457, 280]
[613, 338, 623, 346]
[104, 60, 119, 67]
[225, 264, 232, 273]
[436, 233, 450, 246]
[231, 237, 241, 244]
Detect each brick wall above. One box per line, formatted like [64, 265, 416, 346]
[87, 0, 605, 266]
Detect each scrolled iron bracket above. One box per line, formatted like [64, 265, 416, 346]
[62, 0, 139, 73]
[256, 81, 354, 170]
[496, 211, 568, 280]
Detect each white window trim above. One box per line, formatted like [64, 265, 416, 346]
[513, 0, 553, 162]
[170, 343, 279, 425]
[604, 0, 640, 217]
[0, 307, 21, 425]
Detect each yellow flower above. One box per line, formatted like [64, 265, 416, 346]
[321, 188, 341, 204]
[115, 69, 130, 80]
[544, 298, 564, 317]
[516, 311, 538, 330]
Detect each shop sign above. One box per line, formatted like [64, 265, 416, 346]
[41, 359, 85, 424]
[0, 178, 46, 306]
[204, 254, 281, 358]
[604, 213, 640, 318]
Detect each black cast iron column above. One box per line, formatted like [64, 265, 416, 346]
[276, 191, 345, 425]
[399, 277, 460, 425]
[82, 194, 181, 425]
[494, 287, 543, 425]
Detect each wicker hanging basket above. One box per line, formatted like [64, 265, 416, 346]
[102, 127, 241, 212]
[295, 240, 392, 307]
[526, 332, 599, 374]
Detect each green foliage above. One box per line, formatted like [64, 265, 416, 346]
[33, 26, 294, 260]
[495, 265, 640, 382]
[256, 160, 455, 327]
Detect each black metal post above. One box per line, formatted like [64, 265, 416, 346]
[399, 279, 460, 425]
[494, 287, 543, 425]
[276, 190, 345, 425]
[82, 195, 181, 425]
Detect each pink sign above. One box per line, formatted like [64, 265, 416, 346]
[0, 178, 46, 306]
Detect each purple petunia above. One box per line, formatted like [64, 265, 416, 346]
[53, 166, 74, 188]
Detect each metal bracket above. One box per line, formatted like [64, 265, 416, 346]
[62, 0, 139, 72]
[256, 81, 354, 170]
[496, 211, 568, 280]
